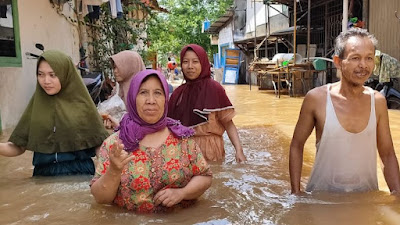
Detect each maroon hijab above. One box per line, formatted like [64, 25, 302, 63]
[168, 44, 233, 127]
[119, 69, 194, 151]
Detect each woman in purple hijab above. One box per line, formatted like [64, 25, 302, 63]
[90, 69, 212, 213]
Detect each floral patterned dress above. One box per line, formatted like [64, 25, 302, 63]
[90, 131, 212, 213]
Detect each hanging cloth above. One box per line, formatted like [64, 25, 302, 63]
[378, 53, 400, 83]
[109, 0, 117, 18]
[116, 0, 123, 18]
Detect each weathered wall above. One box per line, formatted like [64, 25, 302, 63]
[219, 22, 234, 46]
[369, 0, 400, 60]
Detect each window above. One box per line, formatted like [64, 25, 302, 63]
[0, 0, 21, 67]
[220, 44, 229, 68]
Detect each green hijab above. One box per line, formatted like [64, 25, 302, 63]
[9, 50, 109, 154]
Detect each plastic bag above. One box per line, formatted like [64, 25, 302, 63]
[97, 84, 126, 121]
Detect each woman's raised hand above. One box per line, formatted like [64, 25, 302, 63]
[109, 141, 134, 172]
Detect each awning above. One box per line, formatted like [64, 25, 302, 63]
[234, 26, 306, 45]
[204, 10, 234, 34]
[266, 0, 331, 7]
[269, 25, 307, 36]
[266, 0, 298, 5]
[234, 36, 269, 45]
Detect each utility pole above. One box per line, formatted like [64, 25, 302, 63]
[342, 0, 348, 32]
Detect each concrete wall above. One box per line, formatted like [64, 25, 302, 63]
[218, 22, 233, 46]
[369, 0, 400, 60]
[246, 0, 284, 33]
[269, 13, 289, 34]
[244, 2, 288, 39]
[0, 0, 80, 130]
[218, 22, 234, 60]
[246, 0, 267, 33]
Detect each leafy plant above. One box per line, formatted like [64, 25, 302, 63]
[86, 1, 153, 78]
[147, 0, 233, 66]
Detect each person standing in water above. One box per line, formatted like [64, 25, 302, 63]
[0, 50, 109, 176]
[289, 28, 400, 194]
[168, 44, 246, 163]
[90, 70, 212, 212]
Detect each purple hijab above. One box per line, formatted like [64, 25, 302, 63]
[119, 69, 194, 151]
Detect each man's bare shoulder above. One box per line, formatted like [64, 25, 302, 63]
[371, 89, 388, 112]
[372, 89, 386, 103]
[299, 85, 328, 116]
[304, 85, 327, 103]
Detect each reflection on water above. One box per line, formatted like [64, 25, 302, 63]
[1, 85, 400, 225]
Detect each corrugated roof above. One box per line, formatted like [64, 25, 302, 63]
[204, 10, 234, 34]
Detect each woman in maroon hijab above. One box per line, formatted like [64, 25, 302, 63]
[168, 44, 246, 162]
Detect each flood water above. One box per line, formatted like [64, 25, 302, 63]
[1, 85, 400, 225]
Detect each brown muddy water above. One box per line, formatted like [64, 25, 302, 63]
[1, 85, 400, 225]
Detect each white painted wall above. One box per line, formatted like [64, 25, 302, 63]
[218, 22, 233, 45]
[246, 0, 284, 33]
[218, 22, 233, 47]
[217, 22, 234, 66]
[0, 0, 80, 130]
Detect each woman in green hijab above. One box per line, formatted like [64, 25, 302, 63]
[0, 50, 109, 176]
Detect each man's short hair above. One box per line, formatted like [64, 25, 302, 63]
[334, 28, 378, 59]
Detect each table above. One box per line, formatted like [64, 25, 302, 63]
[265, 63, 322, 98]
[250, 61, 325, 97]
[265, 70, 290, 98]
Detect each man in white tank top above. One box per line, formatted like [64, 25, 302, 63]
[289, 28, 400, 195]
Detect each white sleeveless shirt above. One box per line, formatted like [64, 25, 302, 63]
[306, 84, 378, 192]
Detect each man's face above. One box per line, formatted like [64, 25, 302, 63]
[334, 36, 375, 87]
